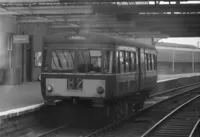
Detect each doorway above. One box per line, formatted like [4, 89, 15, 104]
[21, 37, 32, 82]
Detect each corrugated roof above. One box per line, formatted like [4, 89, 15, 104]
[156, 42, 199, 49]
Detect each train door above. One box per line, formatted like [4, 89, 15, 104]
[137, 48, 145, 91]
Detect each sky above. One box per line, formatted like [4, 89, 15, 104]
[159, 37, 200, 47]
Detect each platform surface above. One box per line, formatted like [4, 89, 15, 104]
[0, 73, 200, 114]
[157, 72, 200, 82]
[0, 82, 43, 113]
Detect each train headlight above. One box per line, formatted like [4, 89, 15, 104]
[96, 86, 105, 94]
[47, 84, 54, 92]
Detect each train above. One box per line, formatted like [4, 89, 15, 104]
[40, 31, 157, 119]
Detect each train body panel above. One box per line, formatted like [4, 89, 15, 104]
[45, 78, 106, 98]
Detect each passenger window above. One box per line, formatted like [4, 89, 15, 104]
[145, 53, 148, 71]
[131, 52, 136, 71]
[102, 51, 112, 73]
[151, 54, 154, 70]
[125, 52, 130, 72]
[119, 51, 125, 73]
[149, 54, 152, 70]
[153, 55, 157, 70]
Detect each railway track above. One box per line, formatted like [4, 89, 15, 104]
[141, 95, 200, 137]
[30, 83, 200, 137]
[189, 119, 200, 137]
[83, 83, 200, 137]
[2, 83, 200, 137]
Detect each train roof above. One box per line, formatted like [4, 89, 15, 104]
[44, 31, 156, 50]
[156, 42, 198, 49]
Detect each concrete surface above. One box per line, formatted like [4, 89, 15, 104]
[0, 82, 42, 112]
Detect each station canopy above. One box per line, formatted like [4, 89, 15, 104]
[0, 0, 200, 37]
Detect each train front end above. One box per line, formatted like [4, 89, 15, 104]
[41, 47, 115, 107]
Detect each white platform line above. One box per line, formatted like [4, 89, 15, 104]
[0, 100, 61, 119]
[0, 103, 44, 118]
[157, 73, 200, 83]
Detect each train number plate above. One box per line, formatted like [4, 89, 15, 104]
[67, 77, 83, 90]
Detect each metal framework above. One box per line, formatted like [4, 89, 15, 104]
[0, 0, 200, 37]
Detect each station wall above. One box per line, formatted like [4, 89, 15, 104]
[23, 24, 48, 81]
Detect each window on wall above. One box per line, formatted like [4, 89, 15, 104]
[34, 52, 42, 67]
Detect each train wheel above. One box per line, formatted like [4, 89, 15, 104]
[109, 101, 123, 122]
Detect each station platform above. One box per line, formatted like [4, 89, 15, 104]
[157, 72, 200, 82]
[0, 73, 200, 116]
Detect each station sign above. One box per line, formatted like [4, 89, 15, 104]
[68, 36, 86, 40]
[13, 35, 29, 44]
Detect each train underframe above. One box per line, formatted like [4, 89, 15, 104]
[43, 90, 147, 122]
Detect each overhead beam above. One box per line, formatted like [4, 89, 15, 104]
[0, 0, 199, 3]
[17, 14, 200, 23]
[93, 4, 200, 14]
[0, 5, 93, 15]
[1, 4, 200, 15]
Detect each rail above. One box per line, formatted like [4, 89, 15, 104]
[84, 83, 200, 137]
[141, 95, 200, 137]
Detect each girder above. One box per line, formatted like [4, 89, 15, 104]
[17, 14, 200, 23]
[0, 0, 199, 37]
[93, 4, 200, 14]
[0, 0, 199, 4]
[0, 4, 200, 15]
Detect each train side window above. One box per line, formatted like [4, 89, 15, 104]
[153, 55, 157, 70]
[134, 52, 137, 71]
[116, 51, 119, 73]
[149, 54, 152, 70]
[131, 52, 136, 72]
[102, 51, 113, 73]
[125, 51, 130, 72]
[145, 53, 148, 71]
[119, 51, 125, 73]
[151, 54, 154, 70]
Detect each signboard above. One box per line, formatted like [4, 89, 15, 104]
[13, 35, 29, 44]
[68, 36, 86, 40]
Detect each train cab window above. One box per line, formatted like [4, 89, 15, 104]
[75, 50, 113, 73]
[76, 50, 101, 73]
[119, 51, 125, 73]
[51, 50, 75, 71]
